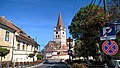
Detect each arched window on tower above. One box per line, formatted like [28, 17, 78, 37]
[56, 35, 57, 38]
[56, 32, 58, 34]
[63, 32, 64, 34]
[59, 27, 60, 29]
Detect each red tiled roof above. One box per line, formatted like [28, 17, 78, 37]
[0, 16, 36, 44]
[0, 16, 22, 33]
[55, 13, 65, 29]
[62, 45, 68, 50]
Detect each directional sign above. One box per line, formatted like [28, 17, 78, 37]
[102, 40, 118, 56]
[100, 24, 116, 40]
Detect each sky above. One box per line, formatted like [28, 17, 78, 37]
[0, 0, 103, 51]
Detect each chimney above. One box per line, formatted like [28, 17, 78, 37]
[2, 16, 5, 18]
[9, 20, 13, 23]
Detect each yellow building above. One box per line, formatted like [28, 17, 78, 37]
[0, 16, 15, 61]
[0, 16, 39, 62]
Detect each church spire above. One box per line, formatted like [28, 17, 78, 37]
[56, 12, 64, 29]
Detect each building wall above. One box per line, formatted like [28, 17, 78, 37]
[0, 27, 14, 61]
[13, 34, 37, 62]
[0, 17, 39, 62]
[51, 55, 69, 60]
[54, 27, 67, 48]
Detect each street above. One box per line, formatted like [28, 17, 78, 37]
[30, 59, 71, 68]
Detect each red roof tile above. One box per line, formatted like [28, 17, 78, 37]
[0, 16, 36, 44]
[55, 13, 65, 29]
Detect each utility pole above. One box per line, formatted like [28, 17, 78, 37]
[103, 0, 107, 13]
[68, 37, 71, 61]
[103, 0, 116, 68]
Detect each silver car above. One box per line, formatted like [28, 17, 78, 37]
[114, 60, 120, 68]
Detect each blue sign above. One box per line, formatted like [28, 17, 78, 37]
[100, 24, 116, 40]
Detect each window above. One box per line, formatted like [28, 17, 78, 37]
[56, 35, 57, 38]
[59, 27, 60, 29]
[26, 44, 28, 51]
[17, 44, 20, 50]
[56, 32, 58, 34]
[63, 32, 64, 34]
[23, 45, 25, 50]
[5, 31, 9, 41]
[58, 35, 59, 38]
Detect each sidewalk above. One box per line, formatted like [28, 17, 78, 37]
[27, 62, 43, 68]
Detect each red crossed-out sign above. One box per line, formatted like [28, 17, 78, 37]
[102, 40, 118, 56]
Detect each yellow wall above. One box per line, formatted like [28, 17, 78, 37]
[0, 28, 13, 46]
[0, 28, 13, 61]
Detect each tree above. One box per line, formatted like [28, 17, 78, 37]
[36, 54, 43, 60]
[0, 47, 10, 61]
[68, 4, 109, 59]
[106, 0, 120, 22]
[74, 40, 82, 58]
[28, 53, 35, 61]
[106, 0, 120, 58]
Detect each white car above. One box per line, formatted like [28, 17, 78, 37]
[114, 60, 120, 68]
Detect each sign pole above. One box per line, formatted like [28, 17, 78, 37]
[68, 37, 71, 61]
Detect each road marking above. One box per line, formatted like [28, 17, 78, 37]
[50, 63, 55, 68]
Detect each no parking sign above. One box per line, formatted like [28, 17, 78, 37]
[102, 40, 118, 56]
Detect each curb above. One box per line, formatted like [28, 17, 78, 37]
[27, 63, 43, 68]
[64, 61, 72, 68]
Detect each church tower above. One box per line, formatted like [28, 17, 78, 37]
[54, 13, 67, 49]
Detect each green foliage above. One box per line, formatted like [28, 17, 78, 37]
[0, 47, 9, 57]
[107, 0, 120, 22]
[36, 54, 43, 60]
[69, 4, 109, 58]
[28, 53, 35, 58]
[72, 63, 87, 68]
[114, 31, 120, 57]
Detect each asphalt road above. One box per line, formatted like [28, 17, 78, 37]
[30, 59, 71, 68]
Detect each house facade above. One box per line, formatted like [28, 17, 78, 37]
[0, 17, 15, 61]
[0, 16, 39, 62]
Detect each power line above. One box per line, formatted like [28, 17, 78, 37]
[86, 0, 96, 16]
[92, 0, 102, 14]
[113, 0, 119, 6]
[72, 0, 77, 16]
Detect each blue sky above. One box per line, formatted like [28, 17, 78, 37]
[0, 0, 103, 50]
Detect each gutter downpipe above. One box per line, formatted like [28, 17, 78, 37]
[11, 31, 15, 62]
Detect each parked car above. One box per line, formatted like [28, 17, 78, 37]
[114, 60, 120, 68]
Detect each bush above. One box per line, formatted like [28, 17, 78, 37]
[73, 63, 80, 68]
[15, 62, 19, 67]
[72, 63, 87, 68]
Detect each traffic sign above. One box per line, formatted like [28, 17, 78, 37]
[102, 40, 118, 56]
[100, 24, 116, 40]
[68, 50, 72, 55]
